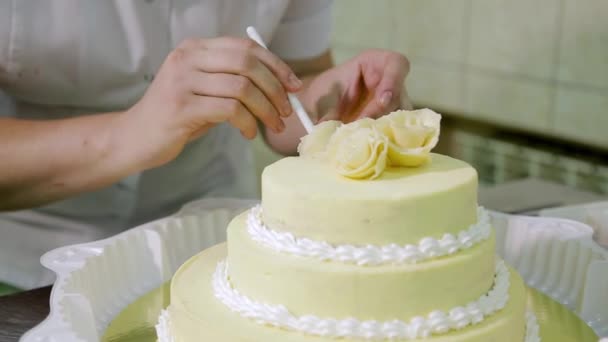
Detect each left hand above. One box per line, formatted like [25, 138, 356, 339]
[301, 49, 412, 123]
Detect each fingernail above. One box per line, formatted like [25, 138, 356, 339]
[380, 91, 393, 107]
[289, 73, 302, 88]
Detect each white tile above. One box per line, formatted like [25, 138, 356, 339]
[407, 61, 465, 112]
[469, 0, 560, 79]
[557, 0, 608, 88]
[465, 72, 552, 131]
[332, 0, 393, 48]
[553, 86, 608, 149]
[392, 0, 468, 64]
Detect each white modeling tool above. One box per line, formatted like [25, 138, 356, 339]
[246, 26, 314, 133]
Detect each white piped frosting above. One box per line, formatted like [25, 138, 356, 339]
[525, 311, 541, 342]
[212, 260, 511, 340]
[155, 309, 174, 342]
[247, 205, 492, 265]
[156, 305, 541, 341]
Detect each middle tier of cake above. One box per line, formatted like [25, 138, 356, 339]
[226, 212, 496, 320]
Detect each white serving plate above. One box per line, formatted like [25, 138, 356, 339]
[540, 201, 608, 247]
[21, 198, 608, 341]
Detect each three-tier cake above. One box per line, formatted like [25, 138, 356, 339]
[156, 109, 540, 341]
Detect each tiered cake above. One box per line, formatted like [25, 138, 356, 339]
[157, 109, 539, 341]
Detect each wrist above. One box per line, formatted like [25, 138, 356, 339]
[104, 111, 145, 177]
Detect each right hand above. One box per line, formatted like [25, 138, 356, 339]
[118, 37, 302, 170]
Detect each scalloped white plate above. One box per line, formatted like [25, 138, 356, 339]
[21, 198, 608, 341]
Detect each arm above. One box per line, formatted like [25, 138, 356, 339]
[0, 113, 135, 210]
[1, 36, 303, 211]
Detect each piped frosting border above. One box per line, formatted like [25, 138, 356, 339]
[155, 309, 174, 342]
[247, 205, 492, 266]
[156, 305, 541, 342]
[211, 260, 510, 340]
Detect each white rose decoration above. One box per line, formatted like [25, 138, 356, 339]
[325, 118, 375, 159]
[297, 120, 341, 158]
[376, 108, 441, 167]
[331, 125, 389, 179]
[296, 110, 441, 179]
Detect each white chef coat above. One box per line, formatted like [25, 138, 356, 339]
[0, 0, 333, 289]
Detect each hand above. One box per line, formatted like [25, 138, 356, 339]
[118, 37, 302, 169]
[301, 49, 412, 123]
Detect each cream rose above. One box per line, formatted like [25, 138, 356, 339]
[297, 120, 341, 158]
[330, 125, 388, 179]
[325, 118, 375, 159]
[376, 108, 441, 167]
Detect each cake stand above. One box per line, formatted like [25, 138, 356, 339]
[21, 198, 608, 341]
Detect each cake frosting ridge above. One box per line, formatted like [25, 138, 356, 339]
[158, 109, 539, 341]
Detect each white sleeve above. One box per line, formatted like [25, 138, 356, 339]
[269, 0, 333, 60]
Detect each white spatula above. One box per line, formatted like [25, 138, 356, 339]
[246, 26, 314, 133]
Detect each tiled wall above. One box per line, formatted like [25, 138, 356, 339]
[332, 0, 608, 150]
[252, 0, 607, 194]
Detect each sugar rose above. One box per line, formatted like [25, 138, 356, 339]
[325, 118, 375, 159]
[376, 109, 441, 167]
[331, 126, 388, 179]
[297, 120, 341, 158]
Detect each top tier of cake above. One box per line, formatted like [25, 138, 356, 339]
[261, 153, 478, 245]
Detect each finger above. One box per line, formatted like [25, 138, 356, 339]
[374, 54, 409, 109]
[339, 74, 370, 121]
[185, 96, 258, 139]
[203, 37, 303, 92]
[359, 55, 409, 118]
[189, 72, 284, 133]
[187, 124, 216, 142]
[190, 48, 293, 118]
[227, 105, 259, 139]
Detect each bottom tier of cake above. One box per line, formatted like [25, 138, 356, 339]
[162, 244, 533, 342]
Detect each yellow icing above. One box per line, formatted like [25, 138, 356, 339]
[169, 244, 527, 342]
[226, 212, 496, 320]
[261, 153, 478, 245]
